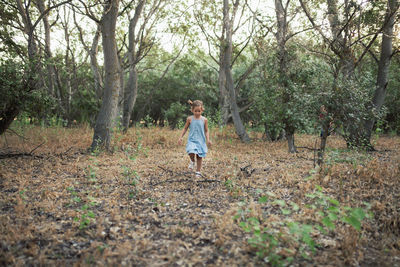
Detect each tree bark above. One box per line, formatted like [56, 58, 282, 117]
[275, 0, 296, 153]
[223, 0, 250, 143]
[90, 26, 103, 99]
[326, 0, 355, 78]
[0, 106, 20, 135]
[317, 120, 330, 166]
[219, 43, 230, 125]
[219, 60, 230, 125]
[364, 0, 399, 141]
[36, 0, 56, 98]
[122, 0, 145, 132]
[63, 13, 73, 123]
[91, 0, 121, 150]
[74, 13, 103, 100]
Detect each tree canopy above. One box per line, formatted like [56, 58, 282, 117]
[0, 0, 399, 150]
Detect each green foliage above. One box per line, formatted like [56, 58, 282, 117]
[68, 186, 98, 230]
[384, 60, 400, 134]
[163, 102, 187, 129]
[121, 165, 140, 199]
[250, 47, 324, 138]
[133, 52, 218, 126]
[325, 148, 371, 168]
[0, 59, 55, 129]
[235, 185, 372, 265]
[305, 185, 372, 232]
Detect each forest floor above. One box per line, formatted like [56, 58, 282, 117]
[0, 125, 399, 266]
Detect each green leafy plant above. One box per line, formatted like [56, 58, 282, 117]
[224, 179, 241, 198]
[122, 165, 140, 199]
[19, 189, 27, 201]
[305, 185, 372, 232]
[87, 165, 98, 183]
[235, 185, 372, 266]
[73, 199, 98, 230]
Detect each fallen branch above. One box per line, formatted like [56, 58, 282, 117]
[0, 152, 44, 159]
[6, 128, 28, 140]
[296, 146, 319, 151]
[158, 166, 192, 178]
[30, 141, 46, 154]
[239, 164, 256, 177]
[151, 178, 191, 186]
[151, 178, 221, 186]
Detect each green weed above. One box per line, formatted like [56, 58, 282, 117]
[235, 185, 372, 266]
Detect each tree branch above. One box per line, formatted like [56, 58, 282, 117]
[31, 0, 72, 32]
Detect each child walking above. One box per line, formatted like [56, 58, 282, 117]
[178, 100, 212, 177]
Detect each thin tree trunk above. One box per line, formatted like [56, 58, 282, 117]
[74, 13, 104, 100]
[90, 25, 103, 99]
[275, 0, 296, 153]
[223, 0, 250, 143]
[36, 0, 56, 98]
[123, 66, 138, 131]
[219, 46, 230, 125]
[63, 15, 72, 123]
[219, 67, 230, 125]
[91, 0, 121, 150]
[122, 0, 145, 132]
[317, 121, 330, 166]
[364, 0, 399, 142]
[287, 131, 296, 153]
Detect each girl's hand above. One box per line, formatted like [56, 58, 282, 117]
[207, 140, 212, 147]
[178, 137, 183, 145]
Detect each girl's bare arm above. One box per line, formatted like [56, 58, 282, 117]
[178, 117, 191, 145]
[204, 118, 212, 146]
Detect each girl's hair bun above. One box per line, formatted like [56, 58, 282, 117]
[188, 100, 193, 105]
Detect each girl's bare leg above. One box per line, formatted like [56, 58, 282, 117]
[196, 155, 202, 172]
[189, 153, 195, 162]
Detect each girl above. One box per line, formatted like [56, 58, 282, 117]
[178, 100, 212, 177]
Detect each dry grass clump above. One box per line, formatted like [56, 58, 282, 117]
[0, 125, 399, 266]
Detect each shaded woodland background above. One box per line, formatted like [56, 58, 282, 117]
[1, 0, 399, 151]
[1, 0, 400, 265]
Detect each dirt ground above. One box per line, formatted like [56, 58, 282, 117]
[1, 125, 399, 266]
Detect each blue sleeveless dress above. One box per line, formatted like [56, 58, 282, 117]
[186, 116, 208, 157]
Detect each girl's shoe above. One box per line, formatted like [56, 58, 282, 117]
[195, 172, 202, 178]
[188, 161, 195, 170]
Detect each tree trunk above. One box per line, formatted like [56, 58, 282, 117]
[317, 121, 330, 166]
[63, 17, 73, 124]
[275, 0, 297, 153]
[219, 64, 230, 125]
[222, 0, 250, 143]
[286, 131, 296, 153]
[364, 0, 399, 141]
[219, 45, 230, 126]
[75, 14, 103, 100]
[14, 0, 40, 126]
[36, 0, 56, 98]
[90, 25, 103, 99]
[123, 66, 138, 131]
[91, 0, 121, 150]
[0, 106, 20, 135]
[122, 0, 145, 132]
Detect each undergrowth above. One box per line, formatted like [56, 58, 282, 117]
[235, 185, 372, 266]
